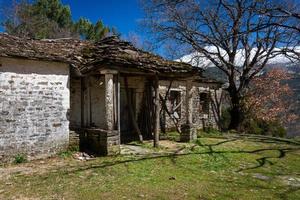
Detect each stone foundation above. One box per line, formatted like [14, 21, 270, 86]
[80, 128, 120, 156]
[69, 130, 80, 150]
[180, 124, 197, 142]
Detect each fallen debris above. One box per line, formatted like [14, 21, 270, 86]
[72, 152, 95, 161]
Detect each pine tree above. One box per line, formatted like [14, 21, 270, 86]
[2, 0, 110, 40]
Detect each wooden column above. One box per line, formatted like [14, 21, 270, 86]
[83, 76, 91, 127]
[117, 73, 121, 142]
[154, 75, 160, 147]
[80, 77, 85, 128]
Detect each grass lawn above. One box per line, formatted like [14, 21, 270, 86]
[0, 134, 299, 200]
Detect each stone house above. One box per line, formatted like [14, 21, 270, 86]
[0, 33, 222, 161]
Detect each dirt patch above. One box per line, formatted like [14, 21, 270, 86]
[0, 157, 73, 180]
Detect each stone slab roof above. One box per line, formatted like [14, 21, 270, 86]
[0, 33, 89, 67]
[0, 33, 199, 76]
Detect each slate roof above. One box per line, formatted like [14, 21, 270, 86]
[0, 33, 198, 76]
[0, 33, 89, 67]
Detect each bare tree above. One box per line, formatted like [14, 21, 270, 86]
[125, 32, 156, 52]
[141, 0, 299, 130]
[260, 0, 300, 32]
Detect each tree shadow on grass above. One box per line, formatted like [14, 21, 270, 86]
[194, 135, 299, 172]
[278, 186, 300, 200]
[63, 135, 299, 174]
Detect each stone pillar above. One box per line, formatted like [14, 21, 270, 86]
[104, 73, 114, 131]
[100, 70, 120, 155]
[180, 80, 197, 142]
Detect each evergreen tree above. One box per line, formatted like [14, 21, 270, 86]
[2, 0, 110, 40]
[73, 18, 109, 41]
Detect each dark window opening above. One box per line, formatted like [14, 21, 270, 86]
[200, 92, 210, 114]
[169, 90, 182, 119]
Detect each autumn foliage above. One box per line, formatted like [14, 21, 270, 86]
[245, 68, 297, 125]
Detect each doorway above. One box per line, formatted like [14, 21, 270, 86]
[120, 88, 137, 143]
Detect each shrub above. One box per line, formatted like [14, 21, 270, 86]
[58, 150, 73, 158]
[263, 121, 287, 137]
[242, 118, 287, 137]
[220, 108, 231, 130]
[14, 154, 27, 164]
[198, 127, 222, 137]
[242, 119, 264, 135]
[204, 127, 222, 135]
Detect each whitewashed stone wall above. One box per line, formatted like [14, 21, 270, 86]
[0, 57, 70, 161]
[90, 76, 106, 128]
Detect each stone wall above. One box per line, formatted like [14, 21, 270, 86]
[90, 76, 106, 128]
[0, 57, 70, 162]
[69, 77, 81, 128]
[159, 80, 221, 133]
[80, 128, 120, 156]
[159, 80, 187, 132]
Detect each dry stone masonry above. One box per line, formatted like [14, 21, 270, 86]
[0, 58, 70, 162]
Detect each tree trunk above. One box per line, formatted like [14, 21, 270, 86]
[228, 87, 244, 131]
[228, 104, 243, 130]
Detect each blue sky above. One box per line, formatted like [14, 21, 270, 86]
[0, 0, 144, 36]
[62, 0, 143, 37]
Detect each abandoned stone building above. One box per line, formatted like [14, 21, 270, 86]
[0, 33, 222, 161]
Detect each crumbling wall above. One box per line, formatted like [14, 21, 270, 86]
[159, 80, 187, 132]
[193, 85, 222, 130]
[0, 57, 70, 162]
[158, 80, 222, 133]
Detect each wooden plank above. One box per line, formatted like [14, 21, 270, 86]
[113, 75, 117, 129]
[117, 73, 121, 143]
[80, 77, 85, 128]
[124, 76, 143, 142]
[89, 76, 92, 126]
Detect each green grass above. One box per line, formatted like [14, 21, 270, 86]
[0, 135, 299, 200]
[13, 154, 27, 164]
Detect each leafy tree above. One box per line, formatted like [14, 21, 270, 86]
[245, 68, 298, 125]
[1, 0, 110, 40]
